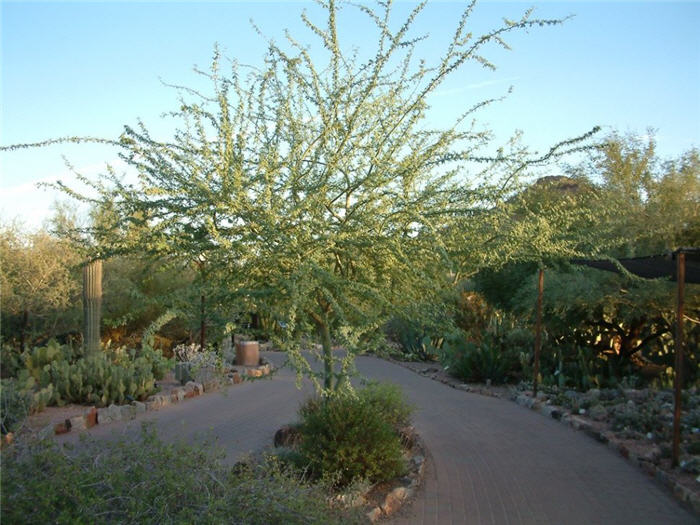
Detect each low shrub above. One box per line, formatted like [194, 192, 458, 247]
[356, 381, 414, 430]
[296, 383, 412, 487]
[0, 378, 31, 435]
[1, 425, 364, 524]
[441, 331, 521, 384]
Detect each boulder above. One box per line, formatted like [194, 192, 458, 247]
[69, 415, 87, 431]
[274, 425, 302, 448]
[588, 404, 608, 421]
[381, 487, 407, 515]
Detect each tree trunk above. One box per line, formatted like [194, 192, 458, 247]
[320, 320, 334, 390]
[83, 259, 102, 354]
[19, 308, 29, 352]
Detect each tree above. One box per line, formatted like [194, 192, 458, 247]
[3, 1, 597, 392]
[0, 222, 82, 350]
[471, 135, 700, 386]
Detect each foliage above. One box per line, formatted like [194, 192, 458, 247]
[39, 352, 156, 407]
[296, 383, 412, 487]
[463, 135, 700, 389]
[440, 329, 523, 384]
[355, 381, 414, 431]
[139, 312, 178, 379]
[0, 379, 31, 435]
[0, 222, 82, 349]
[7, 340, 167, 409]
[14, 1, 601, 394]
[1, 425, 364, 525]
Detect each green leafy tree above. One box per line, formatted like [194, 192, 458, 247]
[0, 222, 82, 351]
[3, 1, 598, 392]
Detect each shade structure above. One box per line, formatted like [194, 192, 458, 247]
[571, 248, 700, 283]
[572, 248, 697, 468]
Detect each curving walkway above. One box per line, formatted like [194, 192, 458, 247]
[58, 353, 696, 524]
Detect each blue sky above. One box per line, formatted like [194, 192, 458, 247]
[2, 0, 699, 228]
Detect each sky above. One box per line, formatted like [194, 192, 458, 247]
[1, 0, 699, 229]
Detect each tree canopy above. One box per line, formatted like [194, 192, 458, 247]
[2, 0, 601, 391]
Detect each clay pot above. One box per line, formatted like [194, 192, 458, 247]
[235, 341, 260, 366]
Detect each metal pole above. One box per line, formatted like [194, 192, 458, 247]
[200, 293, 206, 351]
[533, 268, 544, 398]
[672, 252, 685, 468]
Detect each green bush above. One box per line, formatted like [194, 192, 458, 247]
[2, 425, 364, 524]
[0, 378, 31, 435]
[441, 331, 521, 384]
[357, 381, 414, 430]
[296, 384, 412, 487]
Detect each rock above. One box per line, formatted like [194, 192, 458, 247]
[516, 394, 535, 408]
[643, 446, 662, 464]
[586, 388, 601, 401]
[680, 457, 700, 475]
[171, 389, 185, 402]
[97, 405, 123, 424]
[54, 421, 70, 435]
[3, 432, 14, 446]
[247, 368, 264, 378]
[274, 425, 302, 448]
[121, 405, 136, 420]
[232, 372, 243, 384]
[69, 415, 87, 431]
[132, 401, 146, 414]
[381, 487, 407, 515]
[184, 381, 203, 397]
[85, 407, 98, 428]
[539, 405, 561, 419]
[366, 507, 382, 522]
[588, 404, 608, 421]
[202, 380, 219, 392]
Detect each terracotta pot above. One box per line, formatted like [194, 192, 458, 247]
[235, 341, 260, 366]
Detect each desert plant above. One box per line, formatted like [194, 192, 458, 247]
[82, 259, 103, 354]
[296, 385, 411, 487]
[441, 331, 521, 384]
[0, 378, 31, 434]
[1, 425, 364, 524]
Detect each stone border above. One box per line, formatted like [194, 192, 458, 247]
[365, 429, 427, 522]
[511, 394, 700, 515]
[48, 359, 274, 437]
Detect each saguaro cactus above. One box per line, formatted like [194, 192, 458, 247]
[83, 259, 102, 354]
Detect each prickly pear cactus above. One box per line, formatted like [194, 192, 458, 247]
[82, 259, 103, 354]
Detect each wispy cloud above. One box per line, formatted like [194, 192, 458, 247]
[0, 159, 129, 230]
[432, 77, 520, 97]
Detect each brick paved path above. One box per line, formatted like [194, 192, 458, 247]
[59, 352, 696, 524]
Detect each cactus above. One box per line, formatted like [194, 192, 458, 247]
[82, 259, 103, 354]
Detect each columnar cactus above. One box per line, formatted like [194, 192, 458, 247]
[82, 259, 102, 354]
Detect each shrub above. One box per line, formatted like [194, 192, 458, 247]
[0, 378, 31, 435]
[357, 381, 413, 430]
[441, 331, 521, 384]
[1, 425, 364, 524]
[296, 384, 412, 487]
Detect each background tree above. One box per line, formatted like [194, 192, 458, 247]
[469, 134, 700, 387]
[0, 222, 82, 353]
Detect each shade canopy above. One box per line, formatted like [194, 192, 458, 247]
[571, 248, 700, 284]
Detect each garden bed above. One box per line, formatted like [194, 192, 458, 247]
[16, 357, 274, 440]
